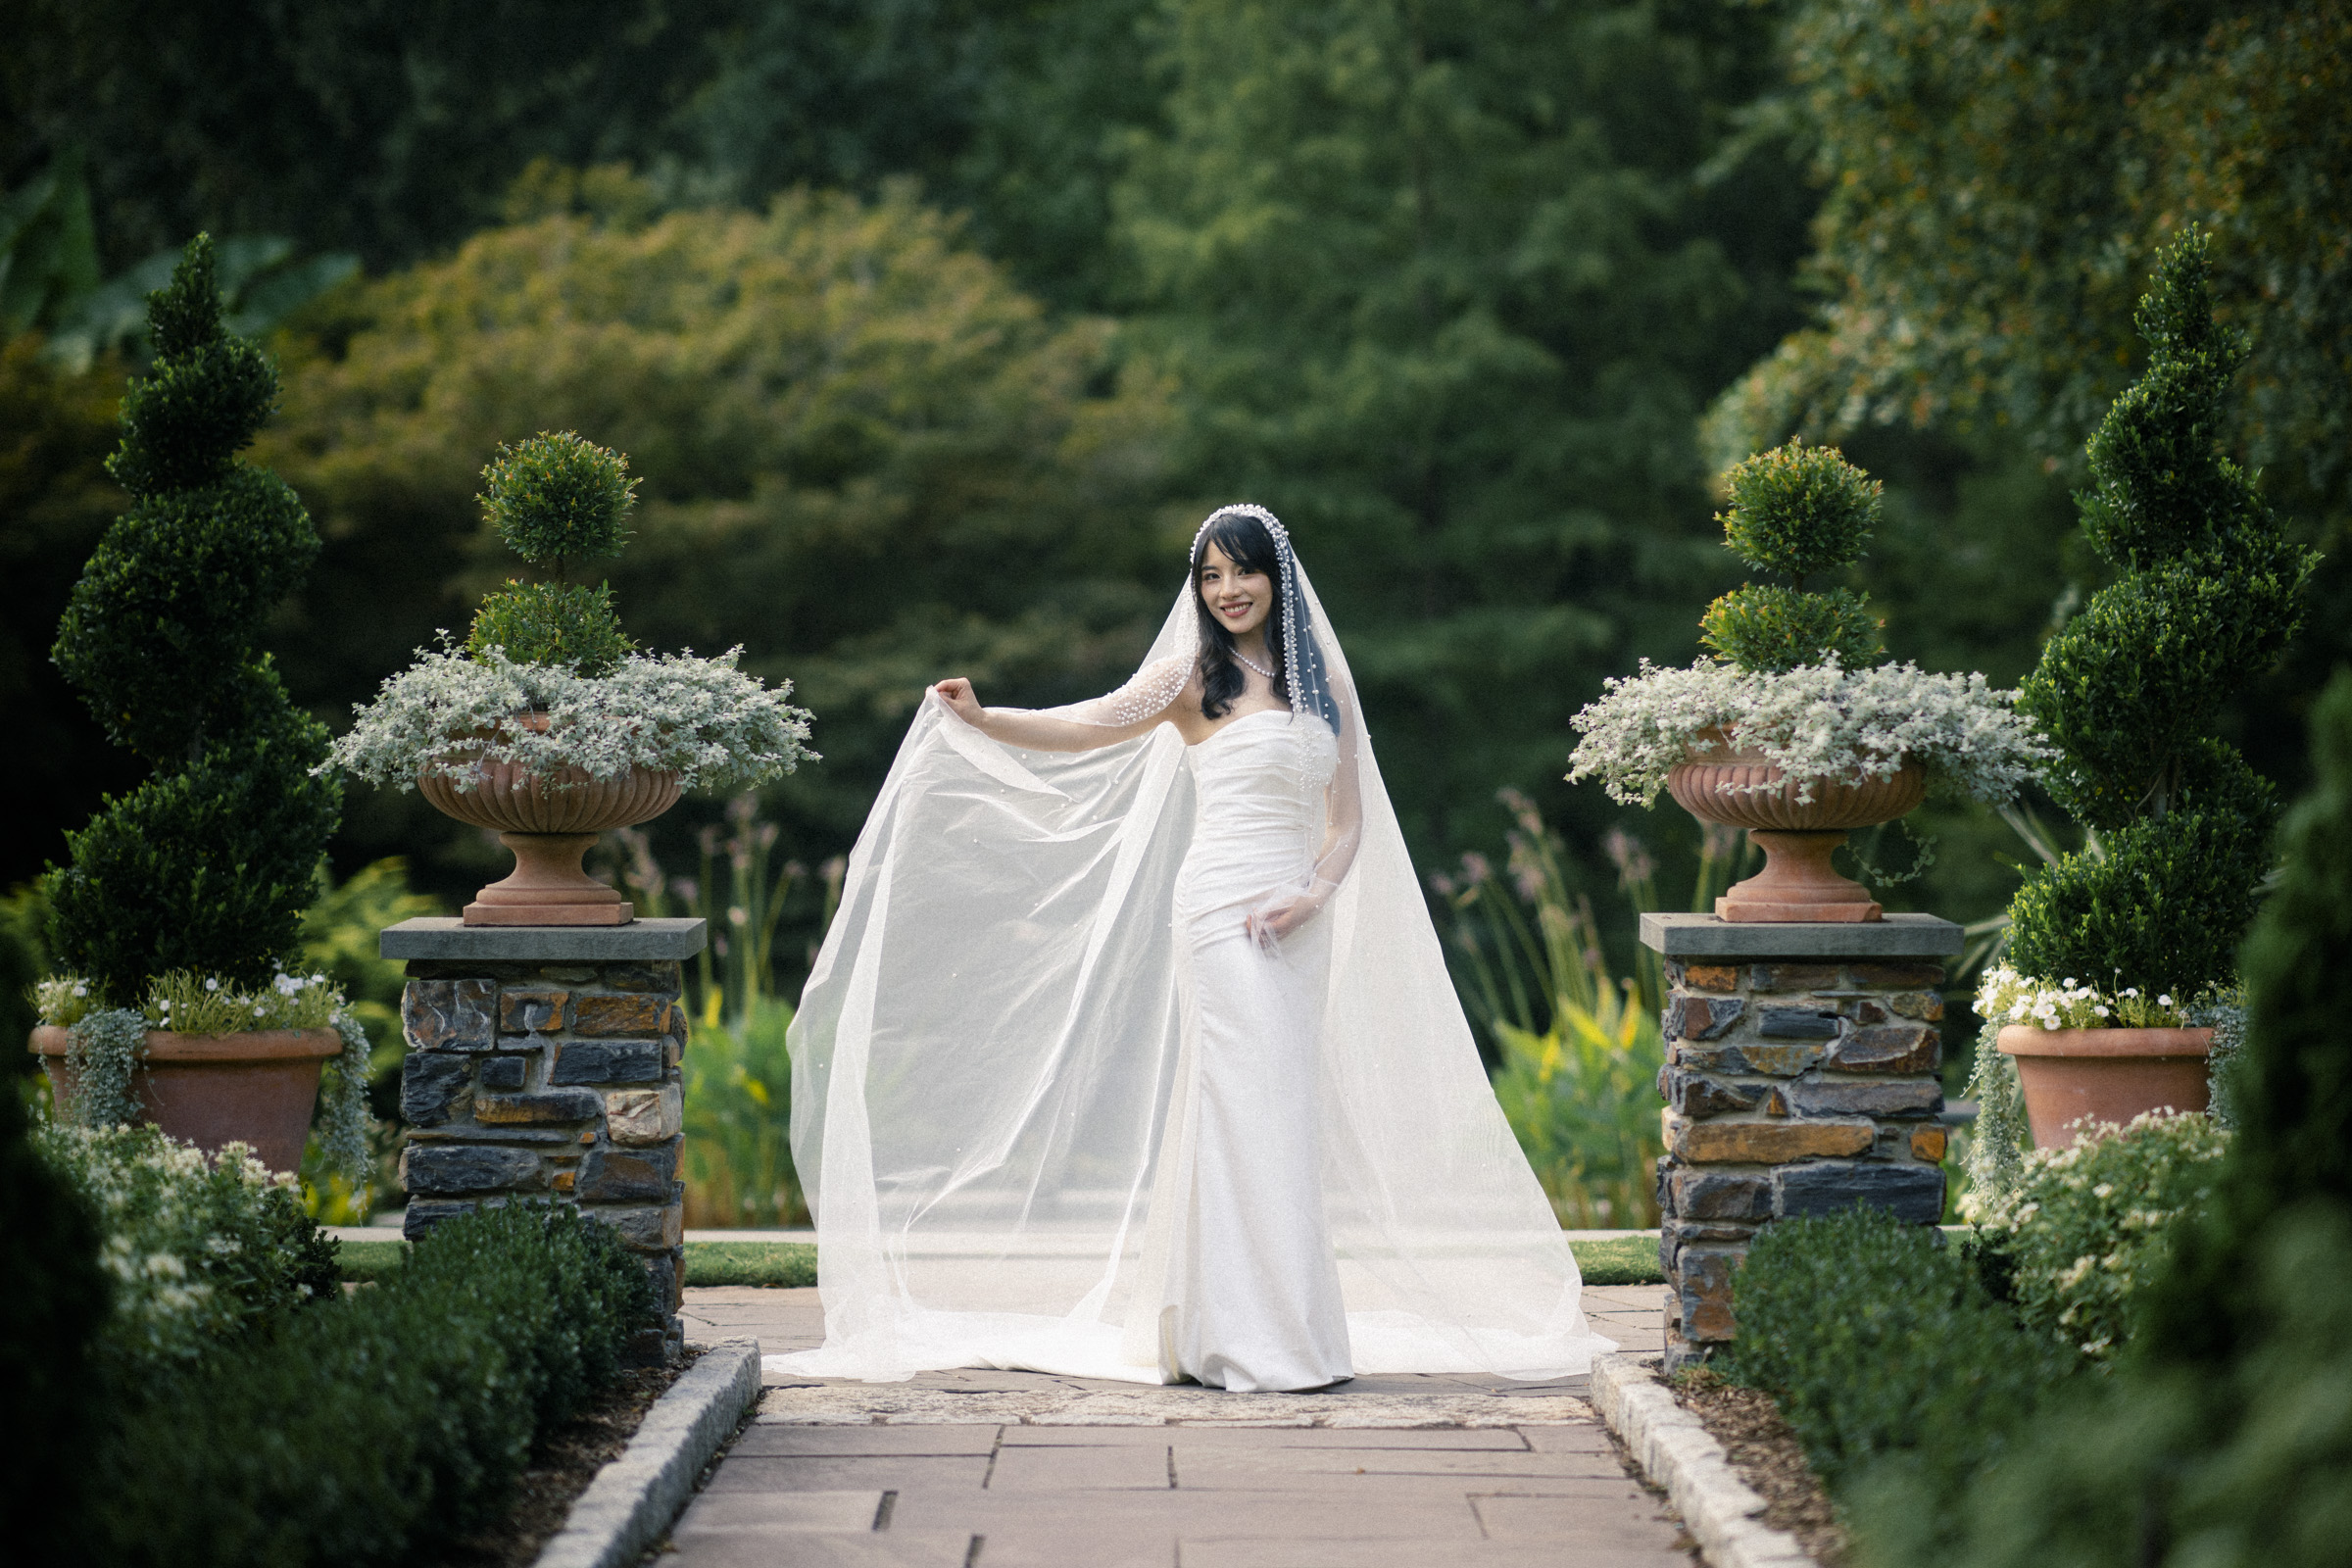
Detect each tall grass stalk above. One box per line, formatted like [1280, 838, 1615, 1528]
[612, 794, 802, 1028]
[679, 996, 806, 1227]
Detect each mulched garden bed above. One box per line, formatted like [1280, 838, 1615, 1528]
[424, 1347, 703, 1568]
[1670, 1367, 1848, 1567]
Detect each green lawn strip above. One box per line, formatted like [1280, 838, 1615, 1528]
[336, 1238, 410, 1283]
[340, 1234, 1654, 1290]
[1571, 1233, 1662, 1286]
[683, 1240, 818, 1288]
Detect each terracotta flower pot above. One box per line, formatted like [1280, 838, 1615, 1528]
[1666, 729, 1928, 922]
[30, 1024, 342, 1173]
[1996, 1024, 2214, 1149]
[420, 711, 681, 926]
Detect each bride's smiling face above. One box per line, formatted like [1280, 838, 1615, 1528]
[1198, 543, 1273, 638]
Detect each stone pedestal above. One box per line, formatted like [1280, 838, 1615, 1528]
[382, 916, 707, 1363]
[1642, 911, 1962, 1370]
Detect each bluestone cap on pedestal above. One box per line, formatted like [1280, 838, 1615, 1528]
[380, 916, 709, 961]
[1640, 910, 1962, 958]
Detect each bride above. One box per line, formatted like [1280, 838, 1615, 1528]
[772, 505, 1614, 1391]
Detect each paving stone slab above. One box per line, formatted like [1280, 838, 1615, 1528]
[757, 1384, 1597, 1428]
[1179, 1543, 1688, 1568]
[667, 1530, 973, 1568]
[672, 1490, 886, 1533]
[987, 1444, 1174, 1491]
[1169, 1448, 1626, 1483]
[998, 1427, 1532, 1449]
[729, 1425, 1002, 1456]
[703, 1454, 991, 1493]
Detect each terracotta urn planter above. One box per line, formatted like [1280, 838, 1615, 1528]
[1666, 730, 1928, 922]
[420, 711, 681, 926]
[1996, 1024, 2214, 1149]
[30, 1024, 342, 1173]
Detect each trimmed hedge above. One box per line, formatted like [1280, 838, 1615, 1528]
[98, 1203, 654, 1568]
[1728, 1209, 2077, 1555]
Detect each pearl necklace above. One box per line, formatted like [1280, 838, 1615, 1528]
[1233, 648, 1276, 680]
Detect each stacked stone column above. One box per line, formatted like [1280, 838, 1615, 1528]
[1643, 911, 1962, 1369]
[381, 916, 707, 1362]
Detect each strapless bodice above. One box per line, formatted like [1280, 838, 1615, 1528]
[1175, 710, 1338, 921]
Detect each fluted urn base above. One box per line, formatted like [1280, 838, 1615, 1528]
[464, 832, 633, 926]
[1715, 829, 1880, 922]
[1667, 732, 1928, 923]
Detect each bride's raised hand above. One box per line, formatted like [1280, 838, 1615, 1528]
[935, 677, 986, 728]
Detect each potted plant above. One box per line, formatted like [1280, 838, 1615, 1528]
[1569, 441, 2049, 919]
[320, 432, 814, 923]
[31, 235, 371, 1177]
[1985, 229, 2316, 1147]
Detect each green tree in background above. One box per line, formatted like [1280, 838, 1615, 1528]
[259, 175, 1172, 893]
[1114, 0, 1812, 859]
[1708, 0, 2350, 513]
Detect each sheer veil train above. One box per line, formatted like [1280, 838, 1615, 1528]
[773, 509, 1614, 1384]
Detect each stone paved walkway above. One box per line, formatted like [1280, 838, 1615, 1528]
[677, 1284, 1683, 1567]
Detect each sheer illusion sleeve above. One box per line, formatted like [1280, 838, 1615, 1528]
[955, 655, 1192, 752]
[1304, 683, 1363, 908]
[1065, 655, 1194, 729]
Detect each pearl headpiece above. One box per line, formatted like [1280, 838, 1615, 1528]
[1192, 504, 1303, 720]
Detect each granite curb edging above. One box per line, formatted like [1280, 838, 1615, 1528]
[1591, 1353, 1817, 1568]
[530, 1338, 761, 1568]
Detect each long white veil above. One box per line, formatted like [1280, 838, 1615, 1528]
[776, 518, 1612, 1384]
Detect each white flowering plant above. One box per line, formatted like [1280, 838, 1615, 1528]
[1974, 963, 2193, 1032]
[33, 1119, 340, 1381]
[1568, 657, 2053, 808]
[319, 640, 816, 794]
[1962, 1109, 2228, 1362]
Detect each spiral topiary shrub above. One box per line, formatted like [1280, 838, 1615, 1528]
[1698, 441, 1887, 673]
[465, 431, 638, 673]
[46, 235, 341, 1006]
[2007, 228, 2317, 1000]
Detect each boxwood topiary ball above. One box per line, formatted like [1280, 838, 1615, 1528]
[479, 430, 637, 568]
[1717, 441, 1882, 581]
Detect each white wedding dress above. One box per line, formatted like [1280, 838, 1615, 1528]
[771, 511, 1613, 1389]
[1151, 708, 1351, 1389]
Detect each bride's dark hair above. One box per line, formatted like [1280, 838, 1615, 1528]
[1191, 511, 1291, 720]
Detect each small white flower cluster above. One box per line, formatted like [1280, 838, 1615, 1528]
[319, 642, 817, 794]
[34, 1120, 323, 1375]
[1976, 964, 2190, 1032]
[1963, 1109, 2229, 1361]
[33, 975, 95, 1027]
[1568, 657, 2052, 808]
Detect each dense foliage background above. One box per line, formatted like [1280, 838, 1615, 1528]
[6, 0, 2342, 1017]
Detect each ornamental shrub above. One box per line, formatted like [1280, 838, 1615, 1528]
[47, 235, 340, 1005]
[1941, 679, 2352, 1568]
[35, 1121, 338, 1387]
[464, 579, 634, 674]
[1730, 1208, 2074, 1494]
[1731, 1207, 2079, 1561]
[2145, 669, 2352, 1368]
[0, 1086, 110, 1568]
[1699, 441, 1887, 673]
[96, 1202, 654, 1568]
[2008, 229, 2316, 998]
[466, 430, 640, 671]
[1966, 1110, 2228, 1362]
